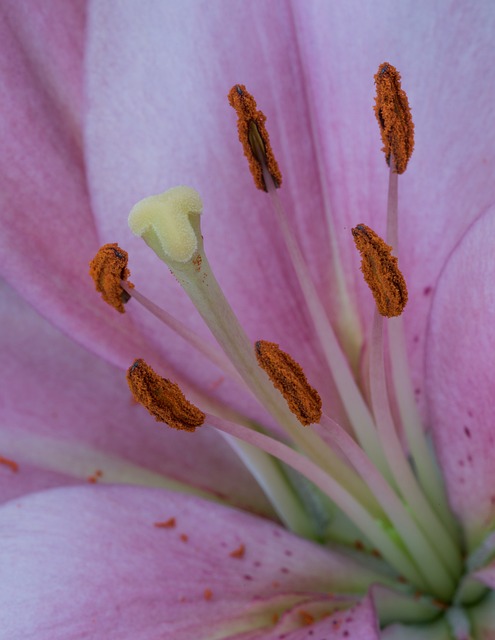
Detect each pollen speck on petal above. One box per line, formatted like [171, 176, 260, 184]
[374, 62, 414, 174]
[255, 341, 322, 426]
[352, 224, 408, 317]
[229, 544, 245, 559]
[126, 359, 205, 432]
[0, 455, 19, 473]
[154, 517, 176, 529]
[89, 243, 134, 313]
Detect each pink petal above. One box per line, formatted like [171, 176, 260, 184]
[0, 279, 272, 513]
[241, 595, 379, 639]
[0, 485, 384, 639]
[426, 207, 495, 546]
[0, 0, 151, 371]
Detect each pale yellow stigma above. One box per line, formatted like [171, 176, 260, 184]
[128, 186, 203, 264]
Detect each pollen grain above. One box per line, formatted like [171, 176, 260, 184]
[89, 243, 134, 313]
[228, 84, 282, 191]
[255, 341, 322, 426]
[374, 62, 414, 174]
[126, 359, 205, 432]
[352, 224, 408, 317]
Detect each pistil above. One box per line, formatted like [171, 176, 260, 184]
[127, 186, 388, 537]
[127, 186, 363, 490]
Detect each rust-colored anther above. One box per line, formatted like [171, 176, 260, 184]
[228, 84, 282, 191]
[89, 243, 134, 313]
[374, 62, 414, 174]
[255, 341, 322, 426]
[126, 359, 205, 432]
[352, 224, 408, 317]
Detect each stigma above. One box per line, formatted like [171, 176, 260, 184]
[128, 186, 203, 264]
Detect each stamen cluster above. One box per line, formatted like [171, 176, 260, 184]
[86, 62, 478, 633]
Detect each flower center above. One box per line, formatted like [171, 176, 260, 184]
[89, 62, 490, 633]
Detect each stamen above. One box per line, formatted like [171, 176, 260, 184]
[228, 84, 282, 191]
[374, 62, 414, 174]
[126, 359, 205, 432]
[255, 340, 322, 426]
[351, 224, 407, 317]
[89, 243, 134, 313]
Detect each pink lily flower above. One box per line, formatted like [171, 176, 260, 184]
[1, 1, 495, 638]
